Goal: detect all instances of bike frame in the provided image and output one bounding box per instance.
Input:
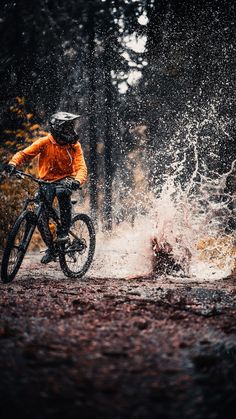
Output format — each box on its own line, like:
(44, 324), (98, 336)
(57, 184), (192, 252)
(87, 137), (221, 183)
(15, 170), (63, 235)
(9, 169), (82, 253)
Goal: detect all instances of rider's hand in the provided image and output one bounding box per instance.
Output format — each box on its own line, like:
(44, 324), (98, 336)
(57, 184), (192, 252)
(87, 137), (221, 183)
(62, 177), (81, 191)
(5, 164), (16, 176)
(71, 180), (81, 191)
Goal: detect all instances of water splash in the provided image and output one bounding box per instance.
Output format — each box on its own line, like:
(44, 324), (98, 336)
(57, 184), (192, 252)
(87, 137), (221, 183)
(149, 164), (235, 279)
(89, 218), (153, 279)
(89, 162), (235, 280)
(90, 102), (235, 280)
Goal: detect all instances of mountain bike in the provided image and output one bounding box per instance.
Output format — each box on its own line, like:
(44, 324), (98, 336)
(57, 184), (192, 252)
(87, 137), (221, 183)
(1, 169), (96, 283)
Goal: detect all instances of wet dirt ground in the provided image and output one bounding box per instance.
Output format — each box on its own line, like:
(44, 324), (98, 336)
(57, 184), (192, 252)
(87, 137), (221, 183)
(0, 255), (236, 419)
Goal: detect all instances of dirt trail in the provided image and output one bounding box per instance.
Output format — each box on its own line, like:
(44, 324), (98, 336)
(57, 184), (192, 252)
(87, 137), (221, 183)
(0, 254), (236, 419)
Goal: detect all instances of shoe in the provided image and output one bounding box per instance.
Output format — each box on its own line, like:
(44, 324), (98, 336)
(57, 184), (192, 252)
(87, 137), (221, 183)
(41, 249), (57, 264)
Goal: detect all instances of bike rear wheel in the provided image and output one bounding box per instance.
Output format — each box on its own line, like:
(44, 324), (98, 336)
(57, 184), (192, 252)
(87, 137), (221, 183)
(1, 210), (36, 283)
(59, 213), (96, 278)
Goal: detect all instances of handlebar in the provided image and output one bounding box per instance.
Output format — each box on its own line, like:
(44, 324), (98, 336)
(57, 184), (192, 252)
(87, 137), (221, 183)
(0, 163), (53, 185)
(13, 169), (51, 185)
(1, 165), (82, 189)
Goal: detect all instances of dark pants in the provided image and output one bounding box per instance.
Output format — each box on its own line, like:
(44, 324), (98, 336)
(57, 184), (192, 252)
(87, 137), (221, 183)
(37, 182), (72, 249)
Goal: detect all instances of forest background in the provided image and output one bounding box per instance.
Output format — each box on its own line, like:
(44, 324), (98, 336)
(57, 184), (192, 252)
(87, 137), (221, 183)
(0, 0), (235, 247)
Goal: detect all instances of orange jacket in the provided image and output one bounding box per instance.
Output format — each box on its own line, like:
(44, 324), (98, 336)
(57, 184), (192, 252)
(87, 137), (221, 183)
(9, 134), (88, 184)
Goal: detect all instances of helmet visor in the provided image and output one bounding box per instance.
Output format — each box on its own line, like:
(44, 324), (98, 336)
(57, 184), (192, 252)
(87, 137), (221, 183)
(58, 120), (79, 144)
(61, 120), (76, 135)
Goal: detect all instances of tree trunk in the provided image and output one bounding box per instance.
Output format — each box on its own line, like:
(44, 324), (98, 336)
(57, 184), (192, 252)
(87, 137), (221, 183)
(103, 36), (113, 231)
(87, 4), (98, 223)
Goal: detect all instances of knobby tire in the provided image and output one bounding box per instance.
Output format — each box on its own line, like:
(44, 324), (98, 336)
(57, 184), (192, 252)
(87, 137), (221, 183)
(59, 213), (96, 278)
(1, 210), (36, 283)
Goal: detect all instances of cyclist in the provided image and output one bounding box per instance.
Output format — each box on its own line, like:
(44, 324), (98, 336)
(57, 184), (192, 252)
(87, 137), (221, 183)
(5, 112), (88, 264)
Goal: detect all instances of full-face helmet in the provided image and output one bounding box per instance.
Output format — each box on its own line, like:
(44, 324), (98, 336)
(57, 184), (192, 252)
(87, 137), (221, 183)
(49, 111), (81, 144)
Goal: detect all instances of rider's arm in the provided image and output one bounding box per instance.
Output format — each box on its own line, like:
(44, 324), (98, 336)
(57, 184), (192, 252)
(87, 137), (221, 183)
(8, 137), (48, 167)
(73, 143), (88, 185)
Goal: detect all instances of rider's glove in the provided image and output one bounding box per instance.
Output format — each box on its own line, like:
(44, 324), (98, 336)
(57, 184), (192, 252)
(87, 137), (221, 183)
(5, 164), (16, 176)
(63, 177), (81, 191)
(71, 180), (81, 191)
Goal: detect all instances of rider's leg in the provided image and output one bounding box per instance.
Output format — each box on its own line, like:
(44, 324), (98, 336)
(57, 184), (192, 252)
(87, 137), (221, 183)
(37, 185), (57, 263)
(55, 186), (72, 241)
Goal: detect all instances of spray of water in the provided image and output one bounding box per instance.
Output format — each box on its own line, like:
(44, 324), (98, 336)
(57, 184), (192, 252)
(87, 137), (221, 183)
(149, 160), (235, 280)
(90, 102), (236, 280)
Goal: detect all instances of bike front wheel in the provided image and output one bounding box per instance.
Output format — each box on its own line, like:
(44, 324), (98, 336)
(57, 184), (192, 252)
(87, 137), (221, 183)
(1, 211), (37, 283)
(59, 213), (96, 278)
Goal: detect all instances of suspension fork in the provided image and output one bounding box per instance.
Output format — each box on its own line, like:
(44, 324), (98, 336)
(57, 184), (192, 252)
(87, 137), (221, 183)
(34, 202), (43, 225)
(16, 206), (41, 254)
